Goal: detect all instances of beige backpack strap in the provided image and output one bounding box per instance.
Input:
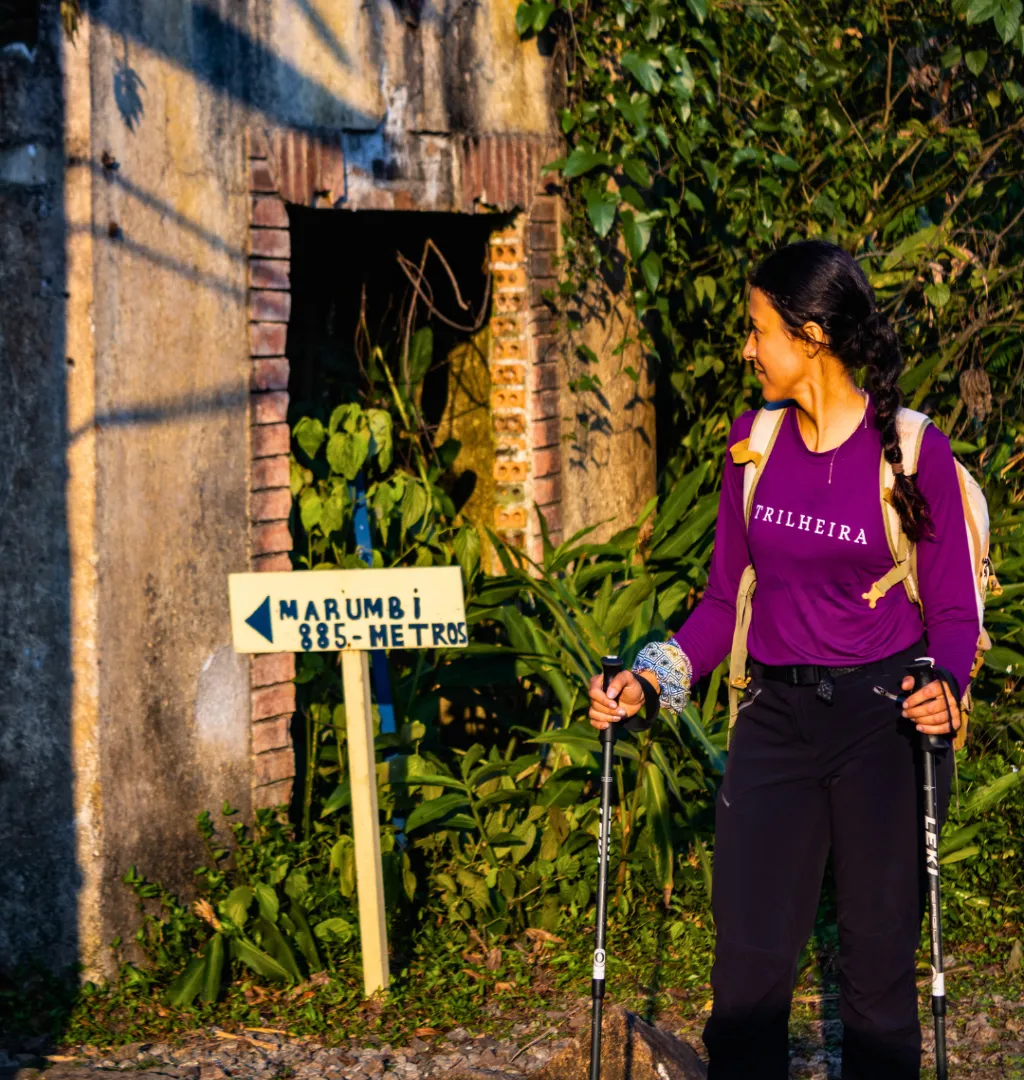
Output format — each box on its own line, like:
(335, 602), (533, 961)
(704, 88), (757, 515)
(728, 564), (758, 737)
(867, 408), (931, 610)
(740, 407), (788, 526)
(727, 409), (786, 740)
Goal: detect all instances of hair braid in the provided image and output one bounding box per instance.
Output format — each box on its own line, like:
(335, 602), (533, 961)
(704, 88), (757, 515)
(859, 312), (934, 544)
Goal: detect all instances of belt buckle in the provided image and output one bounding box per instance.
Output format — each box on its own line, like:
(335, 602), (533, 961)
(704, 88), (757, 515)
(790, 666), (801, 685)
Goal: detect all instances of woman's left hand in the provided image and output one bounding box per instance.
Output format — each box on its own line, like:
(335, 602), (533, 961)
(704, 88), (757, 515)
(900, 675), (961, 735)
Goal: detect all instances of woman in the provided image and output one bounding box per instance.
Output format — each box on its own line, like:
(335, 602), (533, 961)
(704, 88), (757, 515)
(589, 240), (980, 1080)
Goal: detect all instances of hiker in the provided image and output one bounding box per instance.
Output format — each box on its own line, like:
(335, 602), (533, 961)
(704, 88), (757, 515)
(588, 240), (982, 1080)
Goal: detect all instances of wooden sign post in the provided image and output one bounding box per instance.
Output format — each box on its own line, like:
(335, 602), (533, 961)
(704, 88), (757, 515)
(228, 565), (468, 997)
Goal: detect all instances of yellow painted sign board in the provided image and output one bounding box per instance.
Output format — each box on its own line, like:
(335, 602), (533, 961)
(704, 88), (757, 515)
(228, 566), (468, 654)
(228, 565), (468, 1000)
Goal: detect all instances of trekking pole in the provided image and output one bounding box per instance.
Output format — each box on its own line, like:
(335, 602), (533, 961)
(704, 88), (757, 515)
(590, 655), (622, 1080)
(905, 658), (952, 1080)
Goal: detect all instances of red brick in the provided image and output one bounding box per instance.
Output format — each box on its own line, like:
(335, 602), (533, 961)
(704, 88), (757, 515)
(252, 195), (289, 228)
(252, 521), (293, 556)
(249, 258), (290, 291)
(530, 252), (556, 278)
(248, 126), (270, 159)
(533, 446), (561, 478)
(251, 359), (289, 392)
(538, 502), (563, 533)
(251, 423), (291, 458)
(251, 455), (290, 490)
(531, 417), (561, 449)
(252, 777), (294, 809)
(530, 195), (558, 222)
(250, 160), (278, 193)
(251, 652), (296, 688)
(250, 228), (291, 258)
(531, 278), (557, 307)
(253, 716), (292, 755)
(534, 475), (562, 506)
(253, 749), (295, 788)
(252, 682), (297, 721)
(251, 487), (292, 522)
(532, 389), (560, 421)
(530, 307), (558, 335)
(253, 552), (292, 572)
(252, 390), (289, 425)
(250, 322), (287, 357)
(528, 221), (558, 251)
(250, 289), (292, 322)
(530, 363), (559, 392)
(532, 333), (558, 363)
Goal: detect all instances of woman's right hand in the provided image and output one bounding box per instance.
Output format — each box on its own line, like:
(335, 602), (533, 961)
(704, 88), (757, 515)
(588, 670), (647, 730)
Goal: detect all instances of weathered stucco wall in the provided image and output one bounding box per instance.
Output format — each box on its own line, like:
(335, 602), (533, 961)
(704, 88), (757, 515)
(2, 0), (566, 978)
(84, 0), (254, 971)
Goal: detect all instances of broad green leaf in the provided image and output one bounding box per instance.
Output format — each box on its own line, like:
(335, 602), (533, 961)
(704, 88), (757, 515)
(222, 886), (253, 927)
(984, 647), (1024, 674)
(454, 524), (481, 583)
(686, 0), (707, 23)
(299, 488), (322, 532)
(585, 184), (618, 238)
(641, 251), (663, 294)
(623, 158), (652, 187)
(620, 210), (652, 260)
(165, 953), (207, 1009)
(231, 937), (293, 982)
(645, 766), (674, 901)
(314, 917), (355, 943)
(964, 49), (988, 76)
(563, 149), (610, 178)
(293, 417), (325, 459)
(405, 792), (472, 832)
(621, 51), (663, 95)
(327, 431), (370, 481)
(603, 575), (656, 635)
(963, 770), (1022, 814)
(407, 327), (433, 390)
(288, 902), (322, 972)
(367, 409), (393, 470)
(200, 934), (224, 1004)
(253, 882), (279, 924)
(925, 283), (951, 309)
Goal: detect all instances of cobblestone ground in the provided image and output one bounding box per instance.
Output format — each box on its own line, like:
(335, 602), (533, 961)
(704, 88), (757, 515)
(2, 992), (1022, 1079)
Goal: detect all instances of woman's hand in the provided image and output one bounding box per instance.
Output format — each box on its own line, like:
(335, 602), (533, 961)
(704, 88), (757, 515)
(588, 670), (649, 730)
(900, 675), (961, 736)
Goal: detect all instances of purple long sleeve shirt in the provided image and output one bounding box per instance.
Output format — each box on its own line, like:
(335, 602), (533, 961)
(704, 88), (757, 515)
(672, 398), (980, 698)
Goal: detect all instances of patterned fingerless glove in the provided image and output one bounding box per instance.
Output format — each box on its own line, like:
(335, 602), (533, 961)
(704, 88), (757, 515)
(631, 640), (694, 715)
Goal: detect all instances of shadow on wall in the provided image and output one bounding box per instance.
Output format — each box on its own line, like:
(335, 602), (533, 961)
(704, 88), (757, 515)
(0, 0), (397, 1044)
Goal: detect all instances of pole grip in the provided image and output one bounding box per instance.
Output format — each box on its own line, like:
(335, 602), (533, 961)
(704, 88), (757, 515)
(905, 658), (951, 754)
(601, 656), (623, 747)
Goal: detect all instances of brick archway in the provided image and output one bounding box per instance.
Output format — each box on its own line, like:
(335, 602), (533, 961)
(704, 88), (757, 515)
(243, 127), (567, 809)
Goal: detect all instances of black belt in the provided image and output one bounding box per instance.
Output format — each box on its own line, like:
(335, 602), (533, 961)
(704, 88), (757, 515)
(750, 661), (865, 704)
(753, 662), (864, 686)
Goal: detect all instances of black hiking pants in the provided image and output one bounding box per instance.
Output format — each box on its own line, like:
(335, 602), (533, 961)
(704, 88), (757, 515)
(702, 636), (952, 1080)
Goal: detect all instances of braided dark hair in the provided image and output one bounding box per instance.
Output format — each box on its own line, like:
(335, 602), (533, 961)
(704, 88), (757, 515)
(749, 240), (933, 543)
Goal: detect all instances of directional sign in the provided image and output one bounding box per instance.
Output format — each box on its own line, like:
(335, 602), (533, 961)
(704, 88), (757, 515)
(228, 566), (467, 654)
(228, 564), (469, 999)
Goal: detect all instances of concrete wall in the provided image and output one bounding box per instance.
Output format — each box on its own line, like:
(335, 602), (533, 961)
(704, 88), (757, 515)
(1, 0), (565, 979)
(0, 2), (76, 973)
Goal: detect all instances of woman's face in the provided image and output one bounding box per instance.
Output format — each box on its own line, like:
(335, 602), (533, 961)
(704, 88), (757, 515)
(742, 287), (818, 401)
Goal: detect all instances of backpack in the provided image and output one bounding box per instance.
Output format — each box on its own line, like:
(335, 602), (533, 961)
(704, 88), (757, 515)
(726, 405), (998, 750)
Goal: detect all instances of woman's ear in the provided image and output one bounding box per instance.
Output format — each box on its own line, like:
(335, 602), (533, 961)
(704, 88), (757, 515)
(801, 321), (827, 356)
